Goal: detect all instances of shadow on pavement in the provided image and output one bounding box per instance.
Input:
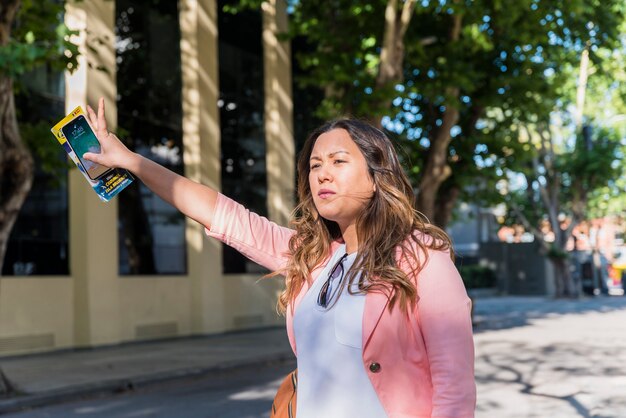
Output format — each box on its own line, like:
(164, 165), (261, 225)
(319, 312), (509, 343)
(472, 296), (626, 333)
(476, 340), (626, 417)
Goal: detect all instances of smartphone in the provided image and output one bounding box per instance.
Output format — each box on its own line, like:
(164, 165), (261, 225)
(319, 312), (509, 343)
(61, 115), (112, 180)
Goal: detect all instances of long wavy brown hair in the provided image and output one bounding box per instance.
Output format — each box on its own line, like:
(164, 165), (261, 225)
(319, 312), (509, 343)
(277, 119), (453, 314)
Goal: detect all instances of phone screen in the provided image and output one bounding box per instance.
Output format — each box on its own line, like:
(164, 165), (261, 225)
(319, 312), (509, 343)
(61, 115), (112, 180)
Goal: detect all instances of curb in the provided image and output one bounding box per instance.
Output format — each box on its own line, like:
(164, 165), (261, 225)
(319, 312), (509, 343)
(0, 352), (295, 415)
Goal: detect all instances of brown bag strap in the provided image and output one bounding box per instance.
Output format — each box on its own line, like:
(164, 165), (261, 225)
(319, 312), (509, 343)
(270, 369), (298, 418)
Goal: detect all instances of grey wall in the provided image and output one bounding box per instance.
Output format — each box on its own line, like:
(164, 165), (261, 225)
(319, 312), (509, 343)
(480, 242), (555, 296)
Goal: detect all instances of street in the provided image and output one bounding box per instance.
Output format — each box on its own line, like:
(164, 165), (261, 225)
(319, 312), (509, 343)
(3, 361), (296, 418)
(3, 297), (626, 417)
(474, 298), (626, 417)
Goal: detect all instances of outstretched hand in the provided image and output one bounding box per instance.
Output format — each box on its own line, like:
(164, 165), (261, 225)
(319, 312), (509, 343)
(82, 98), (218, 229)
(83, 97), (135, 170)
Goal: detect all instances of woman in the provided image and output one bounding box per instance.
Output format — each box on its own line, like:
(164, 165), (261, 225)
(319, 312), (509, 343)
(84, 98), (476, 417)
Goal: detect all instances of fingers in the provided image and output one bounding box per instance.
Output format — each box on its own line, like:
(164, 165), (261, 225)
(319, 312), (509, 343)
(97, 97), (108, 133)
(86, 105), (98, 130)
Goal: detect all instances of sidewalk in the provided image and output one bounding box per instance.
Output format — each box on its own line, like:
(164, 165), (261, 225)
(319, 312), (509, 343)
(0, 328), (293, 414)
(1, 295), (625, 414)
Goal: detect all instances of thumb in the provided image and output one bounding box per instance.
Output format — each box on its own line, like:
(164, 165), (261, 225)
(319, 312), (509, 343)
(83, 152), (103, 164)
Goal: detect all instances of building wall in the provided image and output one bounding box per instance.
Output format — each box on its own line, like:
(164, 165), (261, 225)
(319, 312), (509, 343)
(0, 0), (293, 356)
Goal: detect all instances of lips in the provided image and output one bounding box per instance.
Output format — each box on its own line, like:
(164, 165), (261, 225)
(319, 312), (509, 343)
(317, 189), (335, 199)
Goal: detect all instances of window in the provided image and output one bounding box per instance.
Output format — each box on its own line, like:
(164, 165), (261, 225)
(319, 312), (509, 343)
(218, 1), (268, 274)
(116, 0), (186, 275)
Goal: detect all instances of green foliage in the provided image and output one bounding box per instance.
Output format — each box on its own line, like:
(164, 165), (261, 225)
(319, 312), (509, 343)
(1, 1), (80, 78)
(458, 264), (497, 289)
(582, 128), (626, 218)
(504, 120), (624, 246)
(2, 1), (84, 181)
(231, 0), (624, 221)
(230, 0), (625, 224)
(389, 0), (624, 209)
(19, 119), (73, 187)
(546, 245), (569, 260)
(2, 0), (83, 177)
(564, 127), (622, 193)
(287, 0), (388, 119)
(222, 0), (264, 14)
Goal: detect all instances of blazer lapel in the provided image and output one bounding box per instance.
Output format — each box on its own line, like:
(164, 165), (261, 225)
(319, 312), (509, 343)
(362, 288), (391, 350)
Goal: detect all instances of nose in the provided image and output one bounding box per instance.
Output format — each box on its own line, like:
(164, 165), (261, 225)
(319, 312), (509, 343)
(316, 164), (332, 184)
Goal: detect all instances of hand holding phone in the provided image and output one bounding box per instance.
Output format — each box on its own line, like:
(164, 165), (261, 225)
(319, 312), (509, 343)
(81, 98), (137, 173)
(61, 114), (112, 180)
(51, 101), (135, 201)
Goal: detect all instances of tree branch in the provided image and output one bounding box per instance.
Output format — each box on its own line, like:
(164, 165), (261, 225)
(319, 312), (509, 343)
(538, 125), (560, 211)
(0, 0), (21, 45)
(449, 9), (462, 41)
(510, 201), (548, 250)
(398, 0), (417, 39)
(525, 124), (559, 235)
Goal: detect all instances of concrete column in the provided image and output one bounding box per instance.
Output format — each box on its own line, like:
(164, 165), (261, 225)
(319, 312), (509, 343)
(263, 0), (294, 227)
(179, 0), (225, 334)
(65, 0), (120, 347)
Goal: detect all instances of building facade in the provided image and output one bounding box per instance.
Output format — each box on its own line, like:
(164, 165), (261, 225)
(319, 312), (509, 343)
(0, 0), (294, 356)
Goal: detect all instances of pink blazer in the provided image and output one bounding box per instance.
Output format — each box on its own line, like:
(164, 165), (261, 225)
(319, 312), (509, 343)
(207, 193), (476, 417)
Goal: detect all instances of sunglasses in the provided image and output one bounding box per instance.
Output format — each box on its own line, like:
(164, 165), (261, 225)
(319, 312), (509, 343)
(317, 253), (349, 308)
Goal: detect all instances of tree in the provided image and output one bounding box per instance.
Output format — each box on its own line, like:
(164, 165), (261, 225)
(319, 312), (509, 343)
(0, 0), (79, 394)
(502, 18), (626, 298)
(245, 0), (624, 227)
(505, 120), (622, 297)
(0, 0), (79, 272)
(385, 0), (624, 225)
(577, 29), (626, 221)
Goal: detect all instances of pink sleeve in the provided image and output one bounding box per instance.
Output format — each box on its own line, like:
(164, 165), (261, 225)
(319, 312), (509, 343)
(205, 193), (295, 273)
(417, 249), (476, 417)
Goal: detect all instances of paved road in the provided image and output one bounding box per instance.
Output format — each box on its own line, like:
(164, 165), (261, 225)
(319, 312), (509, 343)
(474, 300), (626, 417)
(3, 360), (296, 418)
(4, 297), (626, 417)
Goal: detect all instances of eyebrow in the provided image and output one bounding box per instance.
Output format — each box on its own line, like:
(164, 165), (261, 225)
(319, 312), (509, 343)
(309, 150), (351, 161)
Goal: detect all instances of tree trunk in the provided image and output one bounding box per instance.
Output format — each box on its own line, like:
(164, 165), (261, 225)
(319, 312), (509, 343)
(415, 11), (462, 221)
(0, 78), (34, 273)
(369, 0), (416, 128)
(434, 184), (459, 228)
(0, 77), (34, 273)
(416, 90), (460, 221)
(0, 0), (29, 272)
(430, 103), (483, 229)
(0, 0), (29, 397)
(376, 0), (416, 88)
(551, 257), (579, 298)
(0, 83), (34, 274)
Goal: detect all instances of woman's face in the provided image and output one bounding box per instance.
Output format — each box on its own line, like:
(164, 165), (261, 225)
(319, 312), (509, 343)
(308, 128), (375, 230)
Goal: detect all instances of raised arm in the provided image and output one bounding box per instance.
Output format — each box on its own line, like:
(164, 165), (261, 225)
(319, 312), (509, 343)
(83, 98), (217, 230)
(83, 98), (294, 271)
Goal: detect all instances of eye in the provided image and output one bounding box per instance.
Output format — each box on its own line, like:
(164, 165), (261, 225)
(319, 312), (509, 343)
(310, 163), (321, 170)
(334, 159), (346, 164)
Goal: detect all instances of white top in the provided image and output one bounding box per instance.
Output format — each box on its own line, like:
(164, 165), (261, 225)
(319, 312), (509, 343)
(293, 245), (387, 418)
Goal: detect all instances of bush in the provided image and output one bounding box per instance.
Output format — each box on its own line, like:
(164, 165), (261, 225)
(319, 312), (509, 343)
(458, 265), (497, 289)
